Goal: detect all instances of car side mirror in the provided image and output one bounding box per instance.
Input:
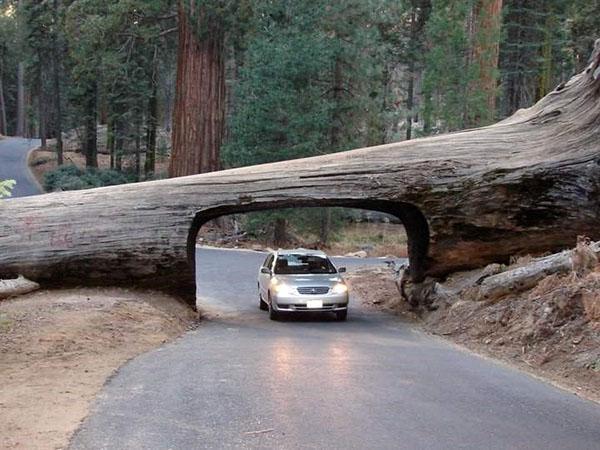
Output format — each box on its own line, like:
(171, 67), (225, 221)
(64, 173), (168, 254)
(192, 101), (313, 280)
(260, 267), (271, 275)
(338, 267), (346, 273)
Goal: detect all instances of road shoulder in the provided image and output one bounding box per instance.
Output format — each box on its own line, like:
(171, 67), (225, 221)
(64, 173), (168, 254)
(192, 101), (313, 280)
(345, 267), (600, 404)
(0, 288), (198, 449)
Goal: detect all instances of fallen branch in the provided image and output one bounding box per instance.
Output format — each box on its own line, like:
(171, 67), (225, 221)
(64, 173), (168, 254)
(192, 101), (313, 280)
(478, 239), (600, 301)
(243, 428), (274, 436)
(0, 275), (40, 300)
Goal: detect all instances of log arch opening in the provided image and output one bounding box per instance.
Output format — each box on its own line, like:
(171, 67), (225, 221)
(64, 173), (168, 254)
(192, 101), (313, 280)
(188, 199), (430, 298)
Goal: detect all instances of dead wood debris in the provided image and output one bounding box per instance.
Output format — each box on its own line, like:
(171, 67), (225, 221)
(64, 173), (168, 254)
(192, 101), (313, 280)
(0, 275), (40, 300)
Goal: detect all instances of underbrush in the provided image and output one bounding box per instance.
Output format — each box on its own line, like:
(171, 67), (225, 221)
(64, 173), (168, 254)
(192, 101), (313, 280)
(43, 165), (135, 191)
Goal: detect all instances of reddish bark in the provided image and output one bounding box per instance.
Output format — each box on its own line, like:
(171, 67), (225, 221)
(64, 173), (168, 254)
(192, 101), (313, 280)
(470, 0), (503, 119)
(169, 2), (226, 177)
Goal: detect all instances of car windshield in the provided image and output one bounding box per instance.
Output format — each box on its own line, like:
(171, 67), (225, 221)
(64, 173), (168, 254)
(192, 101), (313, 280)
(274, 254), (337, 275)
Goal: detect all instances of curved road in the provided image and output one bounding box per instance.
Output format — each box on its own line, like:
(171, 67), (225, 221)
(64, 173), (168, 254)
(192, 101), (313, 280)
(3, 133), (596, 448)
(71, 247), (600, 449)
(0, 137), (41, 197)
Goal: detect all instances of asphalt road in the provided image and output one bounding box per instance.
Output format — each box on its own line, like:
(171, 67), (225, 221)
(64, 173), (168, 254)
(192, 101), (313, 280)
(0, 137), (41, 197)
(71, 247), (600, 449)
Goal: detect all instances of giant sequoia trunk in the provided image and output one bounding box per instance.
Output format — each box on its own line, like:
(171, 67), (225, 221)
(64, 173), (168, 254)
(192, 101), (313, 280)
(2, 42), (600, 308)
(169, 2), (225, 177)
(471, 0), (503, 116)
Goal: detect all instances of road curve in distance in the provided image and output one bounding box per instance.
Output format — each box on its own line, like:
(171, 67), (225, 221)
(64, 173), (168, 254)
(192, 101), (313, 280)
(0, 137), (42, 197)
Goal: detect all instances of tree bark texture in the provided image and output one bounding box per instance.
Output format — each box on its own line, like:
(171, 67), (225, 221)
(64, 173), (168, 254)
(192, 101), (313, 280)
(38, 65), (47, 149)
(0, 60), (7, 135)
(169, 2), (225, 177)
(470, 0), (503, 120)
(2, 44), (600, 307)
(107, 117), (115, 169)
(274, 218), (288, 248)
(52, 1), (64, 165)
(16, 62), (26, 137)
(145, 72), (158, 176)
(405, 6), (418, 141)
(115, 118), (124, 171)
(83, 81), (98, 168)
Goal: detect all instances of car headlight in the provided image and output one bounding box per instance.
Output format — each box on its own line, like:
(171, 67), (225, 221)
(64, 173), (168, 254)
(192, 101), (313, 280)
(272, 279), (295, 295)
(332, 283), (348, 294)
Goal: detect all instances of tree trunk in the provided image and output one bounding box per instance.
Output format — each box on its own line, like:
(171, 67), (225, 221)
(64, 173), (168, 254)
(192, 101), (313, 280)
(83, 81), (98, 168)
(53, 59), (63, 164)
(145, 58), (158, 177)
(38, 65), (47, 149)
(39, 99), (47, 149)
(107, 116), (115, 169)
(16, 62), (26, 137)
(274, 218), (288, 248)
(470, 0), (503, 123)
(52, 0), (64, 165)
(0, 60), (7, 135)
(162, 70), (175, 133)
(169, 2), (225, 177)
(320, 57), (344, 243)
(2, 44), (600, 307)
(115, 118), (124, 171)
(135, 118), (141, 180)
(319, 209), (332, 245)
(405, 7), (417, 141)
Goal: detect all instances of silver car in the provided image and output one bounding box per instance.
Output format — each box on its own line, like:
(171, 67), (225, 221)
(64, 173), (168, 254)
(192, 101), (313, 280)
(258, 249), (349, 321)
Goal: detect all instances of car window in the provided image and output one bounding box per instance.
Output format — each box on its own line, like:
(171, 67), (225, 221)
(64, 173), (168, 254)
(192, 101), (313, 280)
(274, 254), (336, 274)
(263, 254), (274, 269)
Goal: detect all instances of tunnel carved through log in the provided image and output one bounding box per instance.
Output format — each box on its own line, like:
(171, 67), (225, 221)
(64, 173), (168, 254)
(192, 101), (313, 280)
(2, 41), (600, 308)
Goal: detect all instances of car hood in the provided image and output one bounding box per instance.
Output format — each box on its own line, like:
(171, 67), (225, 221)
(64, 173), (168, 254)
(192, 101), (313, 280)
(273, 274), (344, 287)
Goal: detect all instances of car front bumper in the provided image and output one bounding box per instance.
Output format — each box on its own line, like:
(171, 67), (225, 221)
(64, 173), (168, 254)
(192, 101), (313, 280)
(271, 292), (349, 312)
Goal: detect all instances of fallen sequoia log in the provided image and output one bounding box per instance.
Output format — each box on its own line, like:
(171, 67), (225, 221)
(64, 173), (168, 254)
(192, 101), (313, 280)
(2, 43), (600, 308)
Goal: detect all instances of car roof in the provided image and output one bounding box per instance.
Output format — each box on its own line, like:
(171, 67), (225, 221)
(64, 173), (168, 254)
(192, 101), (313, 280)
(275, 248), (328, 257)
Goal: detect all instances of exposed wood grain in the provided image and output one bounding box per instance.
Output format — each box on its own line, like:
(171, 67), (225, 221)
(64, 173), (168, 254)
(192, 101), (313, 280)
(1, 44), (600, 307)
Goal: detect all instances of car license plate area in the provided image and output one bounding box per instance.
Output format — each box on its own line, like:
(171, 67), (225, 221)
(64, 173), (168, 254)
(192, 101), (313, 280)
(306, 300), (323, 309)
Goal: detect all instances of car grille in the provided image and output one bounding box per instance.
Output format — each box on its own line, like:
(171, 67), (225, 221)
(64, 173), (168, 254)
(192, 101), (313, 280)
(297, 286), (329, 295)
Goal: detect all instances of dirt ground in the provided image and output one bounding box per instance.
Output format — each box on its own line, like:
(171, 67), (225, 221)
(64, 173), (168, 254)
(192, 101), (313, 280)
(346, 266), (600, 404)
(0, 288), (197, 450)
